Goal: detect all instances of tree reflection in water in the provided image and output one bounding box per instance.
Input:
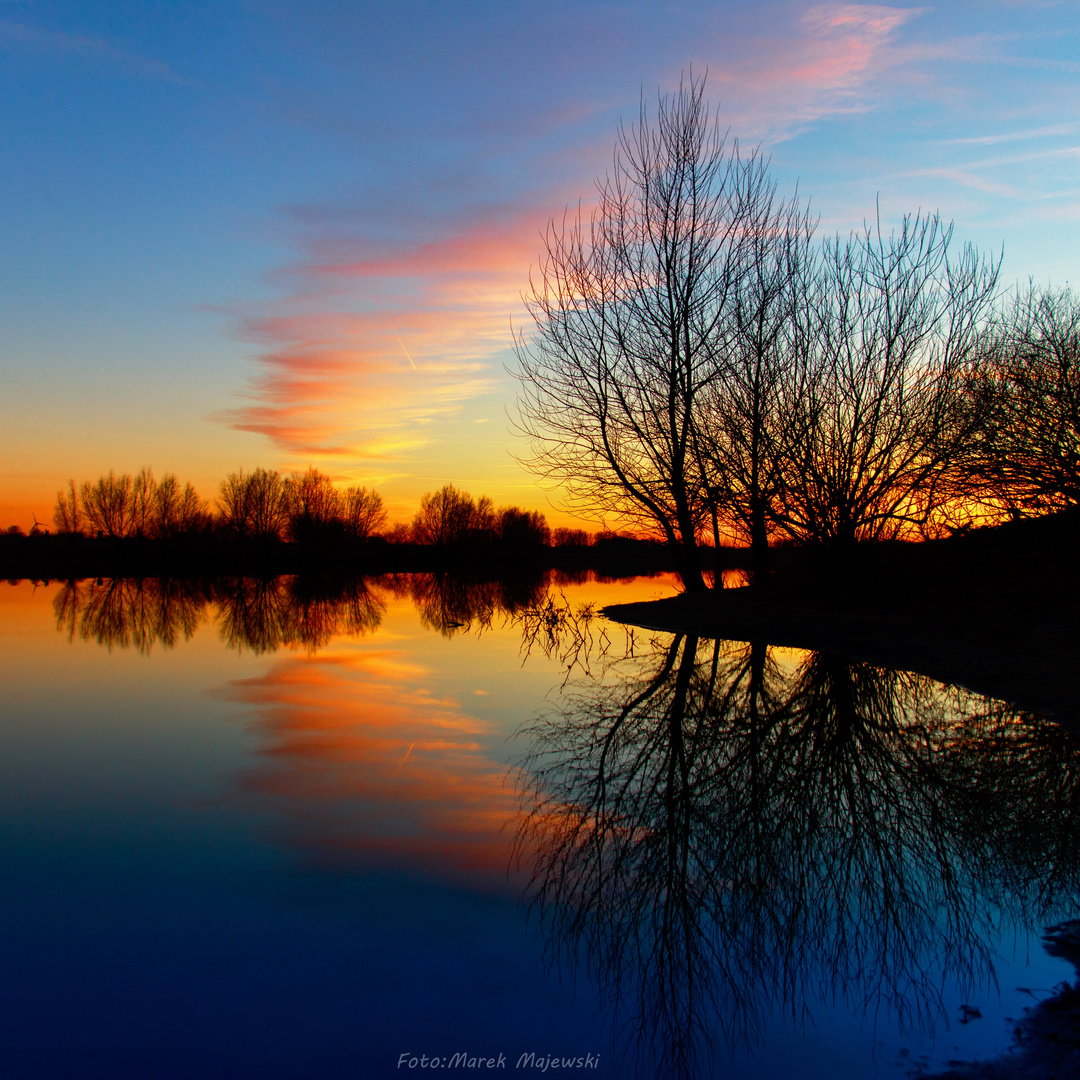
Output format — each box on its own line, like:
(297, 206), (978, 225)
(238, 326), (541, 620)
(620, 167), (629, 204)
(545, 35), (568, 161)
(381, 572), (550, 638)
(214, 576), (387, 654)
(515, 631), (1080, 1078)
(52, 576), (388, 655)
(53, 577), (209, 653)
(51, 570), (555, 653)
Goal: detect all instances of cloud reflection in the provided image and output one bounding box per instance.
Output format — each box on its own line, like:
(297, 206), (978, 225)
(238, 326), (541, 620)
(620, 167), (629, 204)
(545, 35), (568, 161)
(222, 636), (519, 882)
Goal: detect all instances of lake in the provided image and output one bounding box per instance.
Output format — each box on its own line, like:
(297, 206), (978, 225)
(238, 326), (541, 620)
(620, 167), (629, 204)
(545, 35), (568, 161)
(0, 573), (1076, 1078)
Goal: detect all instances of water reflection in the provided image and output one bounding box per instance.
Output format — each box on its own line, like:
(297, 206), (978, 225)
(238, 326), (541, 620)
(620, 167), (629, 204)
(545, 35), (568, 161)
(51, 572), (558, 654)
(214, 576), (386, 654)
(42, 573), (1080, 1076)
(382, 572), (550, 638)
(222, 647), (520, 880)
(53, 577), (208, 653)
(515, 633), (1080, 1077)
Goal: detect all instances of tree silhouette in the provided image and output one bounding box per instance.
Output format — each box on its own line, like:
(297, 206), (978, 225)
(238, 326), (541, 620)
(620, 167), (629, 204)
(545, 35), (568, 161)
(693, 177), (814, 574)
(411, 484), (493, 546)
(961, 284), (1080, 517)
(80, 470), (136, 538)
(53, 470), (208, 539)
(515, 75), (788, 592)
(52, 479), (82, 534)
(218, 468), (290, 540)
(285, 467), (343, 543)
(774, 211), (998, 548)
(153, 473), (208, 537)
(342, 485), (387, 540)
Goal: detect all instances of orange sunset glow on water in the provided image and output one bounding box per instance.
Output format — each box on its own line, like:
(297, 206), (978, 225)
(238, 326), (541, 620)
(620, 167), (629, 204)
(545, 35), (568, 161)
(4, 569), (1080, 1078)
(1, 573), (681, 887)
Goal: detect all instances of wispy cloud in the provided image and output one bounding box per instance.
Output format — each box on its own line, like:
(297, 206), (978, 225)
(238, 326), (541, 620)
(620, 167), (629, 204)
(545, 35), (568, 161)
(218, 205), (550, 473)
(908, 168), (1020, 198)
(218, 1), (1080, 483)
(219, 5), (934, 474)
(942, 122), (1080, 146)
(690, 3), (928, 142)
(0, 21), (191, 83)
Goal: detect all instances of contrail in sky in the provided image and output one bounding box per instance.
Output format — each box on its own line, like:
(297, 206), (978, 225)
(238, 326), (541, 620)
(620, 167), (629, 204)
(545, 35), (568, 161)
(394, 332), (418, 370)
(393, 741), (416, 779)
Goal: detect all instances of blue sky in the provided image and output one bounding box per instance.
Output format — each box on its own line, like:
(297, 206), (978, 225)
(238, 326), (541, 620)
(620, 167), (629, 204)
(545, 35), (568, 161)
(2, 0), (1078, 526)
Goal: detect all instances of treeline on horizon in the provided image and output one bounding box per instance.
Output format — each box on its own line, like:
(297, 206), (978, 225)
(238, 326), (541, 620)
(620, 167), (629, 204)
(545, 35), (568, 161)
(22, 466), (598, 551)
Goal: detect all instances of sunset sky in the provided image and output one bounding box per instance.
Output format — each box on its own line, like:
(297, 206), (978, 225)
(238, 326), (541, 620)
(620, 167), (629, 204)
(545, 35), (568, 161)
(2, 0), (1078, 529)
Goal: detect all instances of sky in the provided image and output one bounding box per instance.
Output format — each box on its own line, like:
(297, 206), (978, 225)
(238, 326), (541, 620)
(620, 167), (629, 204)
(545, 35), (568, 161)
(1, 0), (1079, 530)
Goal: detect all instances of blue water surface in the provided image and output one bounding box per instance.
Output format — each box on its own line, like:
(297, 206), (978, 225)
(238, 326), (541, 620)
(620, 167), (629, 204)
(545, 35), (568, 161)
(0, 577), (1074, 1079)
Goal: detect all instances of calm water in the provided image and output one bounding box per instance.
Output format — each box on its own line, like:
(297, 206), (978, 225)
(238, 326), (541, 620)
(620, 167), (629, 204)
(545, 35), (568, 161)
(0, 574), (1076, 1079)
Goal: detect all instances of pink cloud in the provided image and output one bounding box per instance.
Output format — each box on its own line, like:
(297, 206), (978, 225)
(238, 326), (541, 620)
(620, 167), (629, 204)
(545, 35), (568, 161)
(218, 206), (554, 471)
(794, 4), (918, 86)
(693, 3), (928, 140)
(217, 4), (939, 488)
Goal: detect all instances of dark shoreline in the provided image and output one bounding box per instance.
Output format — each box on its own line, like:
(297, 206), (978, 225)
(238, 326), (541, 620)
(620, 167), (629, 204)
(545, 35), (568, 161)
(0, 532), (697, 581)
(604, 587), (1080, 726)
(9, 512), (1078, 726)
(604, 510), (1080, 727)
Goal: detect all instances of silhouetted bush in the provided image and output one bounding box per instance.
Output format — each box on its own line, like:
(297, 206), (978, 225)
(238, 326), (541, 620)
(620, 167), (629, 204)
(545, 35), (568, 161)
(410, 484), (550, 550)
(497, 507), (550, 547)
(551, 527), (591, 548)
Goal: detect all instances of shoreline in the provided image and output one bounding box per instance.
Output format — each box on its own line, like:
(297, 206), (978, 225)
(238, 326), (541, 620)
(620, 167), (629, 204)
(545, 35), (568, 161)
(0, 533), (690, 581)
(603, 587), (1080, 728)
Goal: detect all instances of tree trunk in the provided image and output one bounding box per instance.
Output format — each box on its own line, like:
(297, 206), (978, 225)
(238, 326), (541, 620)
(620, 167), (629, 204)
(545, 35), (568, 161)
(750, 498), (770, 582)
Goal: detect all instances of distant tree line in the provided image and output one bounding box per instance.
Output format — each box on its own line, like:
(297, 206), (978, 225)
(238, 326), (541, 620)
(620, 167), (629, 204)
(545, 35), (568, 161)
(46, 467), (589, 551)
(515, 75), (1080, 590)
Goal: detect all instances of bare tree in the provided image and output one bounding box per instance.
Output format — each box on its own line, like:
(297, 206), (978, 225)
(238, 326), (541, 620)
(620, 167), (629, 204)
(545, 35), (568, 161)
(81, 470), (135, 538)
(775, 210), (999, 549)
(154, 473), (207, 537)
(411, 484), (484, 546)
(131, 466), (156, 538)
(53, 479), (83, 534)
(342, 485), (388, 540)
(961, 284), (1080, 517)
(56, 470), (206, 538)
(693, 192), (816, 574)
(515, 75), (776, 592)
(285, 466), (343, 542)
(217, 468), (290, 539)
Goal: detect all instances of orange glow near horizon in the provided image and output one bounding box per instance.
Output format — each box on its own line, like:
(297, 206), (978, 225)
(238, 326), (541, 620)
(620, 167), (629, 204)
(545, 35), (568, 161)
(4, 2), (1078, 535)
(212, 207), (575, 528)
